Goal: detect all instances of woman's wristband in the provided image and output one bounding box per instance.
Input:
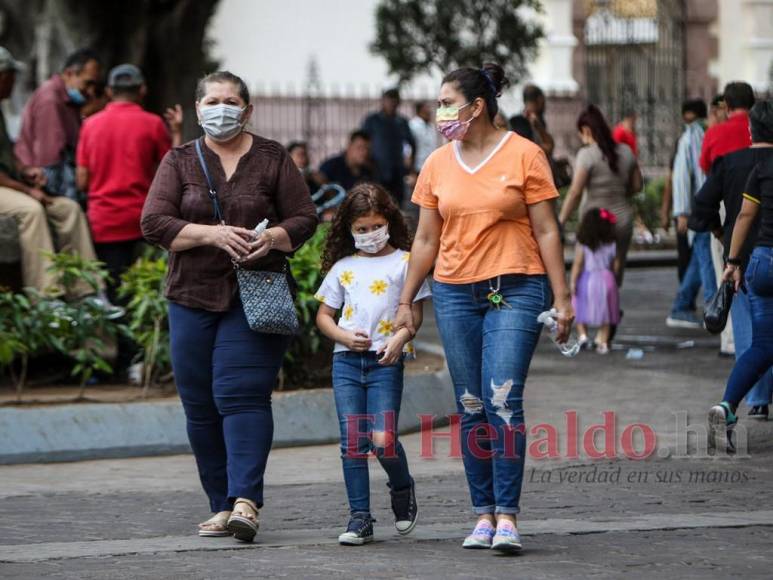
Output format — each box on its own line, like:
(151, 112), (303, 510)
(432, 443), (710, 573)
(726, 257), (742, 267)
(265, 229), (276, 250)
(398, 301), (412, 307)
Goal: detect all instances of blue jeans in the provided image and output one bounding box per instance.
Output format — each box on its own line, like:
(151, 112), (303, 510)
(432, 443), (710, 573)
(672, 231), (717, 313)
(332, 351), (412, 515)
(731, 285), (773, 406)
(722, 246), (773, 407)
(168, 300), (289, 512)
(433, 274), (551, 515)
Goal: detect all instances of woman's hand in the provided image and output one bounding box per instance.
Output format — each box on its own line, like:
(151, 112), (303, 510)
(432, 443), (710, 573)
(722, 264), (743, 292)
(378, 329), (411, 366)
(553, 293), (575, 344)
(206, 224), (254, 261)
(395, 303), (416, 338)
(343, 330), (372, 352)
(239, 230), (275, 265)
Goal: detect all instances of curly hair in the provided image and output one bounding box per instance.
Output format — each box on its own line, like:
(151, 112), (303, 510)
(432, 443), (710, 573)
(321, 182), (412, 273)
(576, 208), (617, 251)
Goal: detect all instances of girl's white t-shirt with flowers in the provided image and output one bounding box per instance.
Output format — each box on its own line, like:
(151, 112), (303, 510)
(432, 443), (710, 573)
(315, 249), (432, 354)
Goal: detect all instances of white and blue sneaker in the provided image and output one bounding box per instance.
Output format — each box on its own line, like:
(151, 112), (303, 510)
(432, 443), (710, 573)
(462, 519), (496, 549)
(338, 513), (374, 546)
(491, 519), (523, 553)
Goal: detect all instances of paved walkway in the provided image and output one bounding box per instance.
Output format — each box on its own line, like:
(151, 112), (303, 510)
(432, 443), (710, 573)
(1, 268), (772, 579)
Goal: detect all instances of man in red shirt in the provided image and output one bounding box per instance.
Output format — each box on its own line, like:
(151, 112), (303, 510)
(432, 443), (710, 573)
(699, 82), (755, 173)
(76, 64), (182, 301)
(612, 110), (638, 157)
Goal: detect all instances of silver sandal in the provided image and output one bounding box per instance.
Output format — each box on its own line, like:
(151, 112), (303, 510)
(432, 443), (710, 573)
(198, 510), (232, 537)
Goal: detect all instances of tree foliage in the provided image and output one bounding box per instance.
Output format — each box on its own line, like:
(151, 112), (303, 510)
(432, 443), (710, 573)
(371, 0), (544, 84)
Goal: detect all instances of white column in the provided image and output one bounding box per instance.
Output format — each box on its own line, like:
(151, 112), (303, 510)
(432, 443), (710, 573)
(713, 0), (773, 92)
(529, 0), (579, 95)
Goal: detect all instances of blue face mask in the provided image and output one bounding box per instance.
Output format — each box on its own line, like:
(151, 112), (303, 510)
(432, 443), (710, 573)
(66, 87), (86, 106)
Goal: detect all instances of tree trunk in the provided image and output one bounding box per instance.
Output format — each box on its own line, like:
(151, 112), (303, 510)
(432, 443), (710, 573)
(0, 0), (220, 139)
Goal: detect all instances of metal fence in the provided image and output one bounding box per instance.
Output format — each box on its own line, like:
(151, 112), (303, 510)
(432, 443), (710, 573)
(583, 0), (686, 168)
(247, 89), (435, 167)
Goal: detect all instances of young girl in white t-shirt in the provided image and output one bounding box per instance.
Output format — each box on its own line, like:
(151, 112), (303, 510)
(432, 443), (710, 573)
(315, 183), (431, 546)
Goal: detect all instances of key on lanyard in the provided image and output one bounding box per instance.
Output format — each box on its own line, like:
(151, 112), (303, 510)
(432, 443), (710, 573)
(487, 276), (511, 310)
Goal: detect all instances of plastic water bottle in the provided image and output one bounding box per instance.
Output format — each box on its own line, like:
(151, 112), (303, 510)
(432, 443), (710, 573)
(537, 309), (580, 357)
(253, 218), (269, 237)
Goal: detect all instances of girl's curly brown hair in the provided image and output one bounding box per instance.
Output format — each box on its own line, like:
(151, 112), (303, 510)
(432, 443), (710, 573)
(321, 182), (412, 273)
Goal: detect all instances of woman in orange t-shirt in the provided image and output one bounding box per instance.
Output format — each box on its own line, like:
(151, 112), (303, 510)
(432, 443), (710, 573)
(396, 63), (573, 553)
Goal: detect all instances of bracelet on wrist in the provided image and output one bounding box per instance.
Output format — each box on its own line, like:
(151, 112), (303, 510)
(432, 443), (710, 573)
(726, 257), (742, 267)
(398, 301), (411, 306)
(266, 229), (276, 250)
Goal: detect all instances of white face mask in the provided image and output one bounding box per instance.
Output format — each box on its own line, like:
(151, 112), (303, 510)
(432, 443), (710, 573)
(352, 226), (390, 254)
(198, 104), (246, 142)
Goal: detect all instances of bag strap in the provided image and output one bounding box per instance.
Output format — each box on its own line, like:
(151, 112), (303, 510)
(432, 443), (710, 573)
(194, 138), (225, 225)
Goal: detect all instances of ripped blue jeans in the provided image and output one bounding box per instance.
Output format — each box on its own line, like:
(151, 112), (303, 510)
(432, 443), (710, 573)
(433, 274), (551, 515)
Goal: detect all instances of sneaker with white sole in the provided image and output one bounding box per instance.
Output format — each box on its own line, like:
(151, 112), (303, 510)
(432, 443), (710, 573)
(389, 478), (418, 535)
(462, 519), (495, 549)
(708, 402), (738, 453)
(666, 311), (702, 329)
(338, 513), (374, 546)
(491, 519), (523, 553)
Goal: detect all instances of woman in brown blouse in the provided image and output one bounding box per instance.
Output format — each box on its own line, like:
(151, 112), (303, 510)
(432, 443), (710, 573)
(142, 71), (317, 542)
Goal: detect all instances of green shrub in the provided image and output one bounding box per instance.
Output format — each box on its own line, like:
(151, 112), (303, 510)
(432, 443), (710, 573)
(45, 252), (126, 397)
(285, 224), (332, 387)
(119, 257), (170, 395)
(635, 177), (666, 232)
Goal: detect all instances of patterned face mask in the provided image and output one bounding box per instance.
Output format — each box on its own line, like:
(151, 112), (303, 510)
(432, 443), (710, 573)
(352, 225), (390, 254)
(436, 102), (472, 141)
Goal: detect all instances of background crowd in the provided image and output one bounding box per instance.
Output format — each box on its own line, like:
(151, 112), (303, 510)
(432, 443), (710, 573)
(0, 43), (771, 420)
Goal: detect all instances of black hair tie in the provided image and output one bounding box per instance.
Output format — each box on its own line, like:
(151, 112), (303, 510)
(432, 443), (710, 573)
(480, 69), (498, 97)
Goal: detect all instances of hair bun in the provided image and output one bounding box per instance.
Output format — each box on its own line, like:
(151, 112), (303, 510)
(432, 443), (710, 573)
(481, 63), (509, 97)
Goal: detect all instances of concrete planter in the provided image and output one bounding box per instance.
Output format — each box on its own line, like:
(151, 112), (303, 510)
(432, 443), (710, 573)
(0, 367), (453, 465)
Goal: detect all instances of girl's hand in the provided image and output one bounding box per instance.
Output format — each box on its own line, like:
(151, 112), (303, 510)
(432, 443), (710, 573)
(395, 303), (415, 338)
(554, 295), (575, 344)
(207, 225), (254, 261)
(343, 330), (372, 352)
(722, 264), (743, 292)
(378, 329), (411, 366)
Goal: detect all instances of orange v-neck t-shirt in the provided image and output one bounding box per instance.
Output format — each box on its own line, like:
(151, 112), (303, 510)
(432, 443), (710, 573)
(412, 131), (558, 284)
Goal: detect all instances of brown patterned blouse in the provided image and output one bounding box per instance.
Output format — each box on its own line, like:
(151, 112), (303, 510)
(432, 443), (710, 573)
(141, 134), (318, 312)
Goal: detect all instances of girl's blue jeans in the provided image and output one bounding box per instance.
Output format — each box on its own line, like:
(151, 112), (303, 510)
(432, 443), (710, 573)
(433, 274), (551, 515)
(723, 246), (773, 407)
(332, 351), (412, 515)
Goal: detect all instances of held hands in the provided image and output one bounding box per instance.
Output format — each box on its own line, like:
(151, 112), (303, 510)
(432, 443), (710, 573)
(21, 166), (47, 188)
(722, 264), (743, 292)
(394, 303), (415, 338)
(377, 328), (411, 366)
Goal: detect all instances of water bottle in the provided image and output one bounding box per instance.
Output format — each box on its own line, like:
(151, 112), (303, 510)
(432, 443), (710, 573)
(537, 309), (580, 357)
(253, 218), (269, 237)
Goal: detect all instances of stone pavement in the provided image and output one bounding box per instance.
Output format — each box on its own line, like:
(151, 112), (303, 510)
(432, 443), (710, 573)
(1, 268), (772, 579)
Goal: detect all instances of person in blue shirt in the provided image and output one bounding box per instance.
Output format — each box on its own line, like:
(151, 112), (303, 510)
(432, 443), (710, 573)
(361, 88), (415, 206)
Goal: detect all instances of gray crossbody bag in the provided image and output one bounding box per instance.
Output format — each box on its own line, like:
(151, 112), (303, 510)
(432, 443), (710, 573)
(194, 138), (299, 335)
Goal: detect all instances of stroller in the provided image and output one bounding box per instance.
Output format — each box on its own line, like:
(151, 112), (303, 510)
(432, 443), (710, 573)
(311, 183), (347, 223)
